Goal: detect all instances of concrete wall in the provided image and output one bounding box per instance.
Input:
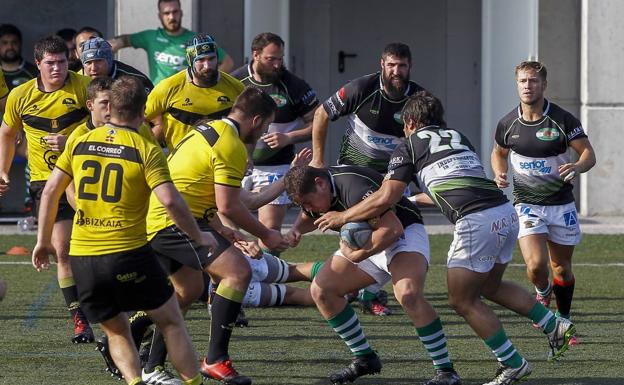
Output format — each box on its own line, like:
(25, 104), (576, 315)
(481, 0), (539, 179)
(580, 0), (624, 215)
(196, 0), (244, 68)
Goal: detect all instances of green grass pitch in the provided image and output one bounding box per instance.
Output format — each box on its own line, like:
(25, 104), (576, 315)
(1, 234), (623, 384)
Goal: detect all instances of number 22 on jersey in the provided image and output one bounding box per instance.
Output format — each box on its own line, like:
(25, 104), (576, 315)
(417, 129), (470, 154)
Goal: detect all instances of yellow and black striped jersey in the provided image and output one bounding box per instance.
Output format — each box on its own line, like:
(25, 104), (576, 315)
(146, 118), (247, 237)
(3, 72), (90, 181)
(66, 119), (159, 150)
(56, 123), (171, 256)
(0, 69), (8, 99)
(144, 69), (244, 151)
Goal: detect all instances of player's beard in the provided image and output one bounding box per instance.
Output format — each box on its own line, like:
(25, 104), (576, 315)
(163, 19), (181, 34)
(255, 62), (283, 83)
(195, 68), (218, 85)
(382, 71), (408, 99)
(0, 49), (20, 63)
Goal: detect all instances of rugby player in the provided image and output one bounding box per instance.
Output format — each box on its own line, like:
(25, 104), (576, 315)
(0, 36), (93, 343)
(231, 32), (318, 255)
(491, 61), (596, 345)
(143, 34), (243, 151)
(32, 76), (215, 385)
(284, 165), (461, 385)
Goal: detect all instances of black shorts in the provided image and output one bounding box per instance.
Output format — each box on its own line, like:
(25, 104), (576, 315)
(30, 180), (75, 222)
(149, 220), (231, 275)
(70, 244), (174, 324)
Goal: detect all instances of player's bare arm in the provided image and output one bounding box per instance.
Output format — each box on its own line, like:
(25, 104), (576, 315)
(315, 179), (406, 231)
(338, 210), (403, 263)
(215, 183), (289, 251)
(491, 143), (510, 188)
(310, 105), (329, 167)
(559, 137), (596, 181)
(241, 148), (312, 209)
(32, 168), (71, 271)
(0, 120), (18, 195)
(108, 35), (131, 53)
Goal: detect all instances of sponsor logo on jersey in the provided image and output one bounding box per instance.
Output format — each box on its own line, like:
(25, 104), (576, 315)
(182, 97), (193, 106)
(301, 89), (317, 106)
(43, 149), (58, 170)
(389, 156), (403, 166)
(563, 211), (578, 227)
(88, 144), (125, 155)
(217, 95), (231, 104)
(270, 93), (287, 108)
(62, 98), (76, 106)
(366, 135), (397, 150)
(154, 51), (185, 66)
(105, 128), (117, 143)
(519, 159), (551, 174)
(393, 111), (403, 124)
(567, 126), (584, 140)
(325, 99), (339, 116)
(75, 209), (122, 228)
(29, 104), (39, 112)
(535, 127), (560, 141)
(156, 37), (169, 43)
(383, 170), (395, 181)
(335, 87), (346, 108)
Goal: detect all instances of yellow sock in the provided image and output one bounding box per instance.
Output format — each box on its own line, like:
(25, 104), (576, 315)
(128, 377), (143, 385)
(183, 374), (203, 385)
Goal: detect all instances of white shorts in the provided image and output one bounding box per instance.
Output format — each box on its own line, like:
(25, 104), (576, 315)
(241, 164), (290, 205)
(447, 203), (519, 273)
(335, 223), (430, 285)
(515, 201), (581, 245)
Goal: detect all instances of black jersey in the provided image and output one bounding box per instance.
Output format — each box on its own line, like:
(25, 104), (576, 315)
(111, 60), (154, 93)
(322, 72), (425, 172)
(231, 63), (318, 165)
(3, 60), (38, 90)
(495, 100), (587, 205)
(302, 164), (423, 230)
(387, 125), (508, 224)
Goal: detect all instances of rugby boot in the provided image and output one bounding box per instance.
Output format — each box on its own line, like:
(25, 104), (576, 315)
(95, 335), (123, 380)
(200, 358), (252, 385)
(329, 352), (382, 384)
(423, 368), (462, 385)
(72, 310), (95, 343)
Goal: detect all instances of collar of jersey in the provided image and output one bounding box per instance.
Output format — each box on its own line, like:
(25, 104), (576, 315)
(106, 122), (139, 132)
(36, 74), (69, 93)
(222, 117), (241, 134)
(246, 61), (282, 87)
(516, 98), (551, 121)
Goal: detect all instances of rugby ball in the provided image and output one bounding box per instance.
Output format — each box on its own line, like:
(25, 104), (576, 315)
(340, 222), (373, 250)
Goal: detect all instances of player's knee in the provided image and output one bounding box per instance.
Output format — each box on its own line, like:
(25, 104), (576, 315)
(176, 283), (203, 308)
(447, 293), (471, 316)
(394, 284), (421, 310)
(310, 281), (327, 304)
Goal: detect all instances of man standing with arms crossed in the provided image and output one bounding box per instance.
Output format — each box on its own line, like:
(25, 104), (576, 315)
(32, 76), (217, 385)
(231, 32), (318, 255)
(0, 36), (93, 343)
(109, 0), (234, 85)
(491, 61), (595, 344)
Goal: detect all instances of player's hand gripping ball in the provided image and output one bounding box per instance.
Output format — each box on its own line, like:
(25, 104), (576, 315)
(340, 222), (372, 250)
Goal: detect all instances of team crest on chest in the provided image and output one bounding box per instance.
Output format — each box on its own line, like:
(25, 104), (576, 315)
(535, 127), (560, 141)
(270, 94), (287, 108)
